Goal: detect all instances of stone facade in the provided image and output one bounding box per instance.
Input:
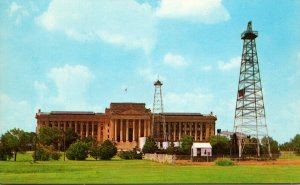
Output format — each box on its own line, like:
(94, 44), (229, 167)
(36, 103), (217, 150)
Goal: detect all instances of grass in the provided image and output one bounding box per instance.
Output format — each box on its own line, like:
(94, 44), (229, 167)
(0, 152), (299, 184)
(279, 151), (300, 160)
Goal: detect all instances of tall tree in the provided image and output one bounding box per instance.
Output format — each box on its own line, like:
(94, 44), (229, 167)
(291, 134), (300, 154)
(210, 135), (230, 155)
(0, 128), (28, 161)
(180, 135), (193, 155)
(64, 128), (79, 149)
(142, 137), (158, 154)
(261, 136), (280, 155)
(38, 127), (62, 150)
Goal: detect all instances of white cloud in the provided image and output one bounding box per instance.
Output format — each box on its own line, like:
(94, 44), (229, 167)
(0, 93), (35, 133)
(10, 2), (21, 14)
(164, 89), (213, 112)
(163, 53), (188, 68)
(34, 81), (47, 91)
(36, 0), (156, 53)
(8, 2), (29, 25)
(201, 65), (212, 71)
(155, 0), (230, 24)
(46, 64), (95, 110)
(137, 67), (165, 82)
(218, 56), (241, 71)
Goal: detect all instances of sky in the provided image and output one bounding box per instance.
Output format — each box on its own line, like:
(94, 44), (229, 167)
(0, 0), (299, 144)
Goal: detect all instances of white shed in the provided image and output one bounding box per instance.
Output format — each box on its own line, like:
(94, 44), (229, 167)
(191, 143), (212, 157)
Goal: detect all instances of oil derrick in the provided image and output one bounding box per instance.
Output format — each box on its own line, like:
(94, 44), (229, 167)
(152, 79), (167, 142)
(233, 21), (272, 158)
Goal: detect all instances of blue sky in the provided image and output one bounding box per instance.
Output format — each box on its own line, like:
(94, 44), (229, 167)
(0, 0), (299, 143)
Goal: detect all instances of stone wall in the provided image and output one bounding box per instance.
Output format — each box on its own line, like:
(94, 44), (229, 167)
(144, 153), (176, 164)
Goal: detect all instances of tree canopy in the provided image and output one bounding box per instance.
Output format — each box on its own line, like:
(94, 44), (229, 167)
(142, 137), (158, 154)
(0, 128), (29, 161)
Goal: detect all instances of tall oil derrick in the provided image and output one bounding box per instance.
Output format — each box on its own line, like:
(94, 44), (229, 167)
(152, 79), (167, 142)
(233, 21), (272, 158)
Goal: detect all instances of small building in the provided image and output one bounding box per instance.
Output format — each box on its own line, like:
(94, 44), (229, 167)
(191, 143), (212, 157)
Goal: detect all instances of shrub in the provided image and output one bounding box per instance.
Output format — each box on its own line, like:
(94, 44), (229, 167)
(180, 135), (193, 155)
(118, 150), (142, 160)
(51, 151), (62, 160)
(215, 158), (234, 166)
(90, 145), (101, 160)
(66, 141), (89, 160)
(98, 140), (117, 160)
(33, 147), (50, 161)
(142, 137), (158, 154)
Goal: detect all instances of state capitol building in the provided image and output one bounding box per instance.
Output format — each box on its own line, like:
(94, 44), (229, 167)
(36, 102), (217, 150)
(36, 80), (217, 150)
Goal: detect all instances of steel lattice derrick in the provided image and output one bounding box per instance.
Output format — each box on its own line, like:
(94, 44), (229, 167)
(152, 79), (167, 142)
(233, 21), (272, 158)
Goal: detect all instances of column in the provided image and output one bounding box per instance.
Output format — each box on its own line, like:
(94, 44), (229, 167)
(120, 119), (123, 142)
(92, 122), (95, 138)
(80, 122), (83, 139)
(133, 119), (136, 141)
(173, 123), (176, 141)
(138, 119), (141, 138)
(195, 123), (198, 141)
(126, 119), (129, 141)
(184, 123), (187, 135)
(200, 123), (203, 141)
(58, 121), (60, 130)
(189, 122), (192, 136)
(86, 122), (89, 138)
(110, 120), (114, 141)
(144, 120), (147, 137)
(179, 123), (182, 140)
(114, 120), (118, 142)
(168, 123), (171, 141)
(97, 123), (101, 142)
(63, 122), (66, 131)
(206, 123), (209, 140)
(75, 122), (78, 133)
(147, 120), (151, 136)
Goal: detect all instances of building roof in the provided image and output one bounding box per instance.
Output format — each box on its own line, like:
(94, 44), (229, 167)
(163, 112), (204, 116)
(192, 143), (212, 148)
(39, 111), (105, 115)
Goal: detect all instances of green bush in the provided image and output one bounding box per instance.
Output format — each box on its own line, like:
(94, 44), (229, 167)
(33, 147), (50, 161)
(51, 151), (62, 160)
(90, 145), (101, 160)
(215, 158), (234, 166)
(98, 140), (117, 160)
(66, 141), (89, 160)
(118, 150), (142, 160)
(142, 137), (158, 154)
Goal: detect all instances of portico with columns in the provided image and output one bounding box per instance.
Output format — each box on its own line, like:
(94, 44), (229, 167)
(106, 103), (151, 150)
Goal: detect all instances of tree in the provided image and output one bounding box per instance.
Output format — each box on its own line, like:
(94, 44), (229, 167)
(210, 135), (230, 155)
(98, 140), (117, 160)
(64, 128), (79, 149)
(291, 134), (300, 154)
(180, 135), (193, 155)
(66, 141), (89, 160)
(0, 128), (28, 161)
(38, 127), (62, 150)
(261, 136), (280, 155)
(142, 137), (158, 154)
(90, 145), (101, 160)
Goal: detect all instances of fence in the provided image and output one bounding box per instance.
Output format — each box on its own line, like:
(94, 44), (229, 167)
(144, 153), (176, 164)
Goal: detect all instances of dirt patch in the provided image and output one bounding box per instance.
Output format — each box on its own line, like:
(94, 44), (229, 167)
(175, 159), (300, 166)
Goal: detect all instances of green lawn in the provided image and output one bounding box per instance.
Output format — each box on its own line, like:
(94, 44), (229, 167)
(0, 153), (299, 184)
(279, 151), (300, 160)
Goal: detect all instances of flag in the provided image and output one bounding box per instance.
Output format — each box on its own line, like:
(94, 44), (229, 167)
(238, 89), (245, 97)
